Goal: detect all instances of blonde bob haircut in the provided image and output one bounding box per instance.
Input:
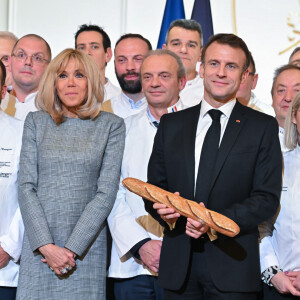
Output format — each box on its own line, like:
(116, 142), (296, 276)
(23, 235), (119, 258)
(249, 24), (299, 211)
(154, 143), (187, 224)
(36, 48), (104, 125)
(284, 91), (300, 150)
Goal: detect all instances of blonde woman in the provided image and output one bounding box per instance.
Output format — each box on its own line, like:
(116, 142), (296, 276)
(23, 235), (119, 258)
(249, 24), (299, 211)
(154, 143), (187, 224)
(17, 49), (125, 299)
(260, 92), (300, 299)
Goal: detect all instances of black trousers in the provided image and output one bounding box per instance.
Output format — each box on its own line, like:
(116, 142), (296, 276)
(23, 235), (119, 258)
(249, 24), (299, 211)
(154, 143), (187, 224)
(0, 286), (17, 300)
(263, 282), (299, 299)
(164, 239), (258, 300)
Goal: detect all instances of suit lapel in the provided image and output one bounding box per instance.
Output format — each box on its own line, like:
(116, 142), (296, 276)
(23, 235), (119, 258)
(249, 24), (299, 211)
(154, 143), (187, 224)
(210, 101), (247, 191)
(183, 104), (201, 199)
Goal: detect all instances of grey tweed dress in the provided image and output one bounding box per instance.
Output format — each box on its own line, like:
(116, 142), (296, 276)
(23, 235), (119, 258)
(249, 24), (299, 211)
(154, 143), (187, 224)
(16, 110), (125, 300)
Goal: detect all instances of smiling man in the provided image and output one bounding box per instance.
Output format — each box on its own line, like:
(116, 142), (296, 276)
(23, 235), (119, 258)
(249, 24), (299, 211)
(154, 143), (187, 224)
(271, 64), (300, 152)
(108, 49), (186, 300)
(0, 34), (51, 121)
(163, 19), (203, 107)
(144, 34), (282, 299)
(75, 24), (120, 101)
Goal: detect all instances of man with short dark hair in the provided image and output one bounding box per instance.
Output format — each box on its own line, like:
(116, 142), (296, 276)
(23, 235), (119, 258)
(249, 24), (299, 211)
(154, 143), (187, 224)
(144, 33), (282, 299)
(163, 19), (203, 107)
(0, 60), (24, 300)
(111, 33), (152, 118)
(75, 24), (120, 101)
(236, 52), (274, 116)
(0, 34), (51, 120)
(108, 49), (186, 300)
(271, 64), (300, 152)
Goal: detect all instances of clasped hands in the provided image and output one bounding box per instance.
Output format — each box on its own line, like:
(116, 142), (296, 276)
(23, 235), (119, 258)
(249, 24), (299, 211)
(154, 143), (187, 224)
(39, 244), (76, 276)
(153, 192), (209, 239)
(271, 270), (300, 296)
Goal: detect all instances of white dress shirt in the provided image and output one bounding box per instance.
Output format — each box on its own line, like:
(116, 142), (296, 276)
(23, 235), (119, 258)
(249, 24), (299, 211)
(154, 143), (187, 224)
(194, 99), (236, 186)
(0, 91), (38, 121)
(0, 111), (24, 287)
(110, 92), (147, 119)
(260, 144), (300, 273)
(103, 78), (121, 101)
(108, 99), (185, 278)
(179, 72), (204, 108)
(247, 92), (275, 117)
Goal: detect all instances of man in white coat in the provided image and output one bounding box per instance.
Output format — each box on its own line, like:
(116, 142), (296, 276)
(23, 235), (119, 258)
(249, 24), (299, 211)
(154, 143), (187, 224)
(0, 61), (24, 300)
(110, 33), (152, 118)
(271, 64), (300, 152)
(74, 24), (121, 102)
(236, 52), (274, 116)
(0, 34), (51, 121)
(163, 19), (203, 107)
(108, 49), (186, 299)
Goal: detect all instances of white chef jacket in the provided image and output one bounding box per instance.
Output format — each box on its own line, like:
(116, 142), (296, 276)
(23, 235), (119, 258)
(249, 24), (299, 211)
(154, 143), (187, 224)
(108, 99), (185, 278)
(247, 92), (275, 117)
(279, 127), (290, 153)
(0, 91), (38, 121)
(0, 111), (24, 287)
(103, 78), (121, 102)
(260, 144), (300, 273)
(110, 92), (147, 119)
(179, 72), (204, 108)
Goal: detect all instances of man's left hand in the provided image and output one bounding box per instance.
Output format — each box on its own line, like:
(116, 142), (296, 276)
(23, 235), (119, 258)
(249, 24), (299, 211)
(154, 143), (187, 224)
(186, 218), (209, 239)
(0, 245), (10, 269)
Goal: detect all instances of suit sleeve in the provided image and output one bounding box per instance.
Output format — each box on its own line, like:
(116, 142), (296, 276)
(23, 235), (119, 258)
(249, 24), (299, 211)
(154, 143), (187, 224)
(65, 118), (125, 256)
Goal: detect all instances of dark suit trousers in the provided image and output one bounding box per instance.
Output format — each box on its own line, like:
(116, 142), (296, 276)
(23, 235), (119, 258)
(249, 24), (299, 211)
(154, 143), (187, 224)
(263, 283), (298, 299)
(0, 287), (16, 300)
(113, 275), (164, 300)
(164, 239), (258, 300)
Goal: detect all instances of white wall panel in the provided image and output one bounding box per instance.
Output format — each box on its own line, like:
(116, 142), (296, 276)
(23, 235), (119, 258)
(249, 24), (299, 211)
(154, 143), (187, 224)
(1, 0), (300, 103)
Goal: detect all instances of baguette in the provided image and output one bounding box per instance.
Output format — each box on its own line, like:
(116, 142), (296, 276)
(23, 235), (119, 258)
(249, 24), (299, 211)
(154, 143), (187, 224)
(122, 177), (240, 237)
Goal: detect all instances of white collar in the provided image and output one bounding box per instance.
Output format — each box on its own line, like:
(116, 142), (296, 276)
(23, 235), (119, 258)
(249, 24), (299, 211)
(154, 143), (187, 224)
(200, 98), (236, 119)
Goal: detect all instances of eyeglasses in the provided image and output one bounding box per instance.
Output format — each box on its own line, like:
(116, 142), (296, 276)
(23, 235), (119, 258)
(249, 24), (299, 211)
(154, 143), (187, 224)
(0, 55), (10, 66)
(248, 72), (255, 76)
(12, 50), (50, 65)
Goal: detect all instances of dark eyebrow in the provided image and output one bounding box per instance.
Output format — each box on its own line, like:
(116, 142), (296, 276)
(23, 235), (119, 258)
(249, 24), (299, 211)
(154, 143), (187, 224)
(169, 39), (198, 45)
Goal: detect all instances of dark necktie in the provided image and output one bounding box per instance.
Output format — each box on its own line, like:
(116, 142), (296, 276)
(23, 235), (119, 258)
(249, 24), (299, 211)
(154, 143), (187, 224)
(195, 109), (222, 205)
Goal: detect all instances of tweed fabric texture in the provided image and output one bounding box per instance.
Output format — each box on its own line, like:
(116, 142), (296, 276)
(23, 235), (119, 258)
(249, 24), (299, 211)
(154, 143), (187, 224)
(17, 111), (125, 300)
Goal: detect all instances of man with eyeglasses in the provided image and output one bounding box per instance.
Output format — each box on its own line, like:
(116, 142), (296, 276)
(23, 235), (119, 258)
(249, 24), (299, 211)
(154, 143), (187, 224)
(0, 31), (18, 91)
(0, 34), (51, 121)
(163, 19), (204, 107)
(236, 52), (274, 116)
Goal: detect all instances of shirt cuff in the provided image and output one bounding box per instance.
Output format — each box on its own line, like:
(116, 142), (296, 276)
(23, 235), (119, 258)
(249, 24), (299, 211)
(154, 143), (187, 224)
(130, 238), (151, 260)
(262, 265), (283, 286)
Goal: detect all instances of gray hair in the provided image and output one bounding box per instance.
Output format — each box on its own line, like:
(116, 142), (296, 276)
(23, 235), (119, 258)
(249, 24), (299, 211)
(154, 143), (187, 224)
(165, 19), (203, 47)
(271, 64), (300, 96)
(141, 49), (186, 80)
(284, 91), (300, 150)
(0, 31), (18, 42)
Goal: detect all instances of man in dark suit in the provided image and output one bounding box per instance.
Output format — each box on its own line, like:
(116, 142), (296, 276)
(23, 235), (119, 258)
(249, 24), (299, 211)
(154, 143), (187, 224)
(144, 33), (282, 299)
